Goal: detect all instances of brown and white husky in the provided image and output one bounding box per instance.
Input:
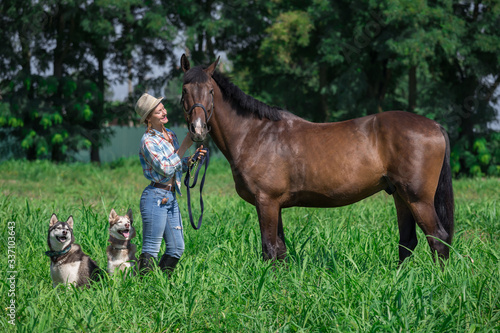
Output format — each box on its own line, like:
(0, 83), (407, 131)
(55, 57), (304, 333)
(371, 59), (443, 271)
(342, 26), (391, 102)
(106, 208), (137, 276)
(46, 214), (101, 288)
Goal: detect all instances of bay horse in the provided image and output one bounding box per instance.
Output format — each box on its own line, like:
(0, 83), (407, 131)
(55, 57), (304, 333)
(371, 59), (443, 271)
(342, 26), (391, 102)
(180, 54), (454, 264)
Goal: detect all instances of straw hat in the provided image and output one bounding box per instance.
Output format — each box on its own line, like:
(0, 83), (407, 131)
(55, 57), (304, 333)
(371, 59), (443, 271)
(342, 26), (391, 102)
(135, 93), (164, 124)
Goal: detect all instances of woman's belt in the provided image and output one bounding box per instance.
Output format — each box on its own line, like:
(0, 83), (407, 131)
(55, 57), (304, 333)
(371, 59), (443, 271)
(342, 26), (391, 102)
(150, 182), (175, 192)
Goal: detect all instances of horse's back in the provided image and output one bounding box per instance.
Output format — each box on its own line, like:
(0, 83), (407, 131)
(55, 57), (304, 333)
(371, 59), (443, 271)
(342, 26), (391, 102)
(374, 111), (444, 136)
(276, 111), (447, 207)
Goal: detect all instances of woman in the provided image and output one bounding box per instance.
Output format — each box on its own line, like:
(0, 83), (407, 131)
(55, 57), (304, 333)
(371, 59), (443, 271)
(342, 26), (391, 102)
(135, 92), (204, 276)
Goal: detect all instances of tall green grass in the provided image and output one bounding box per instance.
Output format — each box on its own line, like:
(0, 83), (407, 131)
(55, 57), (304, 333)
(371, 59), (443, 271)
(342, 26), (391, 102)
(0, 158), (499, 332)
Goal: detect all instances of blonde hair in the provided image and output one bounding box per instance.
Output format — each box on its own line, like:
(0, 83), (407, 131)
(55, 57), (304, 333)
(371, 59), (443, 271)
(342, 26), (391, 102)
(146, 119), (154, 134)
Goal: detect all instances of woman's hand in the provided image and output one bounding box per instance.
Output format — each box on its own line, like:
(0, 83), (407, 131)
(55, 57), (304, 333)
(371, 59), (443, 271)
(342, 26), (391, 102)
(189, 145), (208, 165)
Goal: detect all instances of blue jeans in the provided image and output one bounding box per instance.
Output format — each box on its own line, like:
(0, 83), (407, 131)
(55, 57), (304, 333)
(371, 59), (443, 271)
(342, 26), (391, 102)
(140, 185), (185, 259)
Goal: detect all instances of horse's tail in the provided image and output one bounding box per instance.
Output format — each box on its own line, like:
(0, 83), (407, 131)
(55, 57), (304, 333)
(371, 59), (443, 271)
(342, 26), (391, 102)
(435, 126), (455, 244)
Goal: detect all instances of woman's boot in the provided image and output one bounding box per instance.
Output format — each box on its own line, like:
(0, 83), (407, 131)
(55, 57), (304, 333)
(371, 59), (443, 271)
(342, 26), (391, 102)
(138, 252), (155, 275)
(158, 254), (179, 277)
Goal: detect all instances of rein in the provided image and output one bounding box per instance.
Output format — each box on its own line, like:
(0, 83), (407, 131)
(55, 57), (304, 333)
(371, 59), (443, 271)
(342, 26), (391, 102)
(184, 148), (210, 230)
(181, 89), (215, 230)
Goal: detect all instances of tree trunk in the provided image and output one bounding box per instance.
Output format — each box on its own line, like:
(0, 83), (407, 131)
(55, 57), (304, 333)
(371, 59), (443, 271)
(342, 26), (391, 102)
(319, 63), (329, 122)
(26, 145), (37, 161)
(127, 58), (133, 97)
(20, 35), (31, 76)
(457, 79), (477, 147)
(53, 5), (65, 79)
(206, 33), (215, 62)
(377, 60), (391, 112)
(408, 65), (417, 112)
(90, 144), (100, 163)
(90, 55), (105, 164)
(51, 145), (63, 162)
(51, 4), (65, 162)
(366, 54), (391, 114)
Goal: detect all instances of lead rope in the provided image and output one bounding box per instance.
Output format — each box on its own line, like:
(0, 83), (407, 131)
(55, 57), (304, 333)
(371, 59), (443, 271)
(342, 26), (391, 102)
(184, 148), (210, 230)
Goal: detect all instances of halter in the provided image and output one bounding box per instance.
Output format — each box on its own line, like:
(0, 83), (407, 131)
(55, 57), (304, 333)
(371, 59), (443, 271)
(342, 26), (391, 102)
(181, 90), (215, 131)
(181, 88), (213, 230)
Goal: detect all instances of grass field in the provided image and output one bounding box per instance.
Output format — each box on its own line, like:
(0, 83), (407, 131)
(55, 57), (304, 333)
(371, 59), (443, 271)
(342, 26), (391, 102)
(0, 157), (499, 332)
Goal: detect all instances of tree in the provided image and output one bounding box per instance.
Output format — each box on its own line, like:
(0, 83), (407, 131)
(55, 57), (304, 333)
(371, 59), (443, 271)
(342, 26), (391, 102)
(0, 0), (71, 160)
(0, 0), (178, 162)
(214, 0), (499, 175)
(1, 0), (498, 175)
(75, 0), (178, 162)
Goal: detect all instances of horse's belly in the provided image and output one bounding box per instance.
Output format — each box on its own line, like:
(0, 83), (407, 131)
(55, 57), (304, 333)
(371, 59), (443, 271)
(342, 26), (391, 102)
(286, 185), (385, 208)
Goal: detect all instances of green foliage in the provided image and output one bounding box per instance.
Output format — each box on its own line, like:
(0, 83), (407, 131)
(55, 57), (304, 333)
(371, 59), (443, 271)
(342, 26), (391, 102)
(0, 73), (103, 160)
(0, 158), (498, 331)
(260, 11), (314, 65)
(1, 0), (499, 174)
(213, 0), (499, 176)
(451, 132), (500, 177)
(0, 0), (177, 162)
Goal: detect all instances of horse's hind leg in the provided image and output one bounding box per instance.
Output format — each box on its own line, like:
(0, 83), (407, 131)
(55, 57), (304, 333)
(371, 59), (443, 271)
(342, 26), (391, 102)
(394, 193), (418, 264)
(407, 200), (450, 260)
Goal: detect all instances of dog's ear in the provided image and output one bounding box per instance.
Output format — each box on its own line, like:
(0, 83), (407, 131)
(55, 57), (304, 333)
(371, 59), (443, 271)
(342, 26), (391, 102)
(50, 214), (58, 227)
(66, 216), (74, 229)
(109, 208), (117, 223)
(126, 208), (133, 223)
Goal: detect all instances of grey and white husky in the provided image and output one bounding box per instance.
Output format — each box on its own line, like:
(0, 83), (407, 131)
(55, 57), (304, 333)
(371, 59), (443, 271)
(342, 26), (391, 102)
(106, 208), (137, 276)
(46, 214), (101, 288)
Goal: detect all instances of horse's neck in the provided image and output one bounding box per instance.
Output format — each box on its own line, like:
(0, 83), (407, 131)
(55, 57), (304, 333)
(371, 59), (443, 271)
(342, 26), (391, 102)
(209, 96), (261, 165)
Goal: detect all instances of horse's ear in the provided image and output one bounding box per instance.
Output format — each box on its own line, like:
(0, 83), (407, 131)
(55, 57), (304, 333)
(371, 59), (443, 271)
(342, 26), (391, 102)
(205, 56), (220, 76)
(181, 54), (190, 72)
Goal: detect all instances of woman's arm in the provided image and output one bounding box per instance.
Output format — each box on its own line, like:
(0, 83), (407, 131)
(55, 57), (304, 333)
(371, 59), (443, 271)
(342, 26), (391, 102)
(142, 137), (182, 180)
(176, 133), (193, 158)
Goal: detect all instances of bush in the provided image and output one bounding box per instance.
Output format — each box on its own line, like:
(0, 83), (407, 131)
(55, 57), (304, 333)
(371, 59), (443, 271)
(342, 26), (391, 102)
(451, 132), (500, 177)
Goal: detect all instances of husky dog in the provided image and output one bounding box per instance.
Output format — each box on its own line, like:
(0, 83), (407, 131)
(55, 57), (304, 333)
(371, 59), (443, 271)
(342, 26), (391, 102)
(106, 208), (137, 276)
(46, 214), (101, 288)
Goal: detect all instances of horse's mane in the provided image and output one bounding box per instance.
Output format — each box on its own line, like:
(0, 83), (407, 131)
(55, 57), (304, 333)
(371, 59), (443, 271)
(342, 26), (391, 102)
(184, 65), (283, 121)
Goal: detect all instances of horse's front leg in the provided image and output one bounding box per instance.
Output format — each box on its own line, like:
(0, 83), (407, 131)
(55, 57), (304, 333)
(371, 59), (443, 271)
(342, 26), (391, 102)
(256, 197), (287, 260)
(277, 208), (286, 260)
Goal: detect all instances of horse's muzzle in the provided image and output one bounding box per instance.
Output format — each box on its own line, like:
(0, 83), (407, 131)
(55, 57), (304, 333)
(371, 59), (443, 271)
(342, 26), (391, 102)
(189, 119), (208, 142)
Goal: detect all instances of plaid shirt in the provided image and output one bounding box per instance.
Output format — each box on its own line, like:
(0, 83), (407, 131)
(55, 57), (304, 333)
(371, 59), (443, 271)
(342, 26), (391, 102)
(139, 127), (189, 194)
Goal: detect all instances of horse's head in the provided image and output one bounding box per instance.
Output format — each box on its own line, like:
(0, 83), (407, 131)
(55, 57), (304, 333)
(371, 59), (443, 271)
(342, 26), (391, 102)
(181, 54), (220, 142)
